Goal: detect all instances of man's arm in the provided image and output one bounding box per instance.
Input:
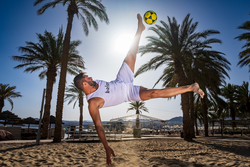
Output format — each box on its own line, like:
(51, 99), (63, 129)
(88, 98), (115, 165)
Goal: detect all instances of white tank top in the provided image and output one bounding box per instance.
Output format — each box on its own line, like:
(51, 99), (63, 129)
(86, 80), (129, 108)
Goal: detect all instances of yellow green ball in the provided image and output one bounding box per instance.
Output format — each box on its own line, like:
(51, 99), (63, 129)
(144, 10), (157, 25)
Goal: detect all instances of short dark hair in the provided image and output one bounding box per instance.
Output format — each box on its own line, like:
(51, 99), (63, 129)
(74, 72), (86, 91)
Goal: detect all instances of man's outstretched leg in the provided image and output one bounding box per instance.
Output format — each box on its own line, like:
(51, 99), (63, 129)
(139, 83), (205, 100)
(124, 14), (145, 73)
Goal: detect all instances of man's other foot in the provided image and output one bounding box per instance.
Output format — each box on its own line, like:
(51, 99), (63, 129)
(191, 83), (205, 98)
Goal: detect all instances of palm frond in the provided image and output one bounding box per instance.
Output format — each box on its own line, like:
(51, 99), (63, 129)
(7, 98), (14, 110)
(36, 0), (63, 15)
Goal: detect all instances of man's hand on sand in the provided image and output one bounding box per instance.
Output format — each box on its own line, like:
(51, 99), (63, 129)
(106, 146), (115, 165)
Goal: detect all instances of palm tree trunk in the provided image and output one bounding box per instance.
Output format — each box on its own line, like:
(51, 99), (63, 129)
(0, 98), (4, 113)
(195, 117), (199, 135)
(79, 96), (83, 132)
(174, 60), (192, 141)
(136, 117), (140, 129)
(54, 4), (76, 142)
(181, 93), (193, 140)
(136, 109), (140, 129)
(41, 68), (56, 139)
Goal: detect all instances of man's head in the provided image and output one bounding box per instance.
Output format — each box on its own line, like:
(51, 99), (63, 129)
(74, 72), (86, 91)
(74, 72), (97, 92)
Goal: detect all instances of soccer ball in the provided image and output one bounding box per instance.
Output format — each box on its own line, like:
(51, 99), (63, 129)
(144, 10), (157, 25)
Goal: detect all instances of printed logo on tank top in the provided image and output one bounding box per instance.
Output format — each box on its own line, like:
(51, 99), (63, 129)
(105, 82), (110, 93)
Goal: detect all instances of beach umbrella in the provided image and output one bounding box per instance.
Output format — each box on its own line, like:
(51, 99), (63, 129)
(0, 110), (23, 126)
(43, 115), (65, 138)
(42, 115), (64, 130)
(49, 115), (55, 130)
(23, 117), (39, 131)
(49, 115), (55, 123)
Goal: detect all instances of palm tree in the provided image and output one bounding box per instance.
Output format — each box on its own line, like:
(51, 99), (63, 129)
(194, 92), (218, 136)
(12, 28), (85, 139)
(220, 83), (238, 129)
(210, 94), (229, 134)
(127, 101), (148, 129)
(235, 81), (250, 118)
(136, 13), (230, 140)
(34, 0), (109, 142)
(235, 19), (250, 73)
(0, 84), (22, 113)
(65, 82), (85, 131)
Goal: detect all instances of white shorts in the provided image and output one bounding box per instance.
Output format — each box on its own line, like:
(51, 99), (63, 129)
(116, 62), (142, 102)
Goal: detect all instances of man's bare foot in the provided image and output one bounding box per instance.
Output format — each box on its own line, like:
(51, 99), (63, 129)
(137, 14), (145, 32)
(191, 83), (205, 98)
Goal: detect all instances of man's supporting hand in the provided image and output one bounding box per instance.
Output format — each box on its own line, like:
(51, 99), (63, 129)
(106, 146), (115, 165)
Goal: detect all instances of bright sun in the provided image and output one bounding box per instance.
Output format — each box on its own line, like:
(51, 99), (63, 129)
(113, 32), (134, 55)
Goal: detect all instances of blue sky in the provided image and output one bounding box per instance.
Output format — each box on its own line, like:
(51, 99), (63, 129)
(1, 0), (249, 121)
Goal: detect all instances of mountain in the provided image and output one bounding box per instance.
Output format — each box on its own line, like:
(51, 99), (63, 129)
(166, 116), (183, 126)
(167, 116), (183, 123)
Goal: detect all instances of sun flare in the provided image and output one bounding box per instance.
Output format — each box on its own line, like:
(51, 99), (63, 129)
(113, 32), (134, 55)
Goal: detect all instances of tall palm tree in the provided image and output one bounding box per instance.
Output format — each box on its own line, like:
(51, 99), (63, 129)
(65, 82), (85, 131)
(12, 28), (85, 139)
(0, 84), (22, 113)
(34, 0), (109, 142)
(235, 19), (250, 72)
(136, 14), (230, 140)
(190, 43), (230, 137)
(127, 101), (148, 129)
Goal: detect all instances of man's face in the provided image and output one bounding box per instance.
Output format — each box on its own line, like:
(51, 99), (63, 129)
(83, 74), (96, 87)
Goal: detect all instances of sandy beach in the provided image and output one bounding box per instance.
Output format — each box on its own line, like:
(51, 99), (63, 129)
(0, 137), (250, 167)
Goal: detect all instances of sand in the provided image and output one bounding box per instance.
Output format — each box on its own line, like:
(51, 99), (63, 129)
(0, 137), (250, 167)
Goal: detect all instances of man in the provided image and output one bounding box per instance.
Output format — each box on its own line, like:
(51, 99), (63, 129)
(74, 14), (204, 165)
